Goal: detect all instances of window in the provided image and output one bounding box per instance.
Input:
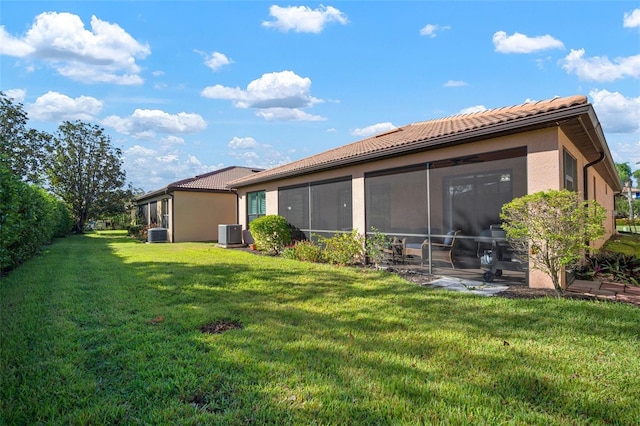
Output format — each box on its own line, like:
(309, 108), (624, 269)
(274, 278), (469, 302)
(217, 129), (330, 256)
(247, 191), (266, 223)
(564, 150), (577, 192)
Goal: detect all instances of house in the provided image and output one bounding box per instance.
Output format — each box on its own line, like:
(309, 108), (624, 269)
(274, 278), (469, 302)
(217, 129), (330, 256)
(135, 166), (262, 242)
(229, 95), (622, 289)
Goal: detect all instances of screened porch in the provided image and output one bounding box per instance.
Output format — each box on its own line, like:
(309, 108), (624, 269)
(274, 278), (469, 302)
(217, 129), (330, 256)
(364, 147), (529, 284)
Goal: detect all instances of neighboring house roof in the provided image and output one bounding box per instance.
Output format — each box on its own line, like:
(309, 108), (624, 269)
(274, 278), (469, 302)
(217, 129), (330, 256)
(136, 166), (263, 202)
(229, 95), (621, 192)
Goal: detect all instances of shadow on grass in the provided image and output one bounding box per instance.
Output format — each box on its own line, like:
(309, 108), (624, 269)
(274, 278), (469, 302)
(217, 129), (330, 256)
(111, 240), (639, 423)
(2, 233), (639, 424)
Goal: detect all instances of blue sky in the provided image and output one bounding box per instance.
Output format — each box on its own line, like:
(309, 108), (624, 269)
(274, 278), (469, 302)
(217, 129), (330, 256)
(2, 1), (639, 191)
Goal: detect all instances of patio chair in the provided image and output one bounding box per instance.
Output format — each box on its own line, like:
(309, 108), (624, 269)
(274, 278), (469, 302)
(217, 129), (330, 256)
(402, 230), (460, 269)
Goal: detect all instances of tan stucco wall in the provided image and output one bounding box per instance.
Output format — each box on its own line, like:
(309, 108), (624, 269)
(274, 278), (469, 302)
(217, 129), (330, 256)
(172, 191), (237, 242)
(236, 127), (617, 289)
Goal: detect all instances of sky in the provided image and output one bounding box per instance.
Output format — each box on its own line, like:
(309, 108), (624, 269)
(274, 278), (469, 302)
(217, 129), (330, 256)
(1, 1), (639, 192)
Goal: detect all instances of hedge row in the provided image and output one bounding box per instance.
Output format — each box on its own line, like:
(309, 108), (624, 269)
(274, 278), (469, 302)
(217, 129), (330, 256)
(0, 162), (72, 274)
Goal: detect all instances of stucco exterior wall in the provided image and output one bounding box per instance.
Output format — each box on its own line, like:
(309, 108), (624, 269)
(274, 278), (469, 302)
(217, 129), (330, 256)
(235, 126), (617, 289)
(172, 191), (237, 242)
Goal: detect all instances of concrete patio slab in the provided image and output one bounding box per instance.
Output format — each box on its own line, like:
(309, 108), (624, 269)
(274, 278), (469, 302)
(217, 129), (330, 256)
(426, 277), (509, 296)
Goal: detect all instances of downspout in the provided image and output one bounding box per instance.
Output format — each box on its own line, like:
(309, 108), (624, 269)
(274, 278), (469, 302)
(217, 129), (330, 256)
(232, 189), (240, 225)
(583, 152), (605, 201)
(426, 162), (432, 275)
(577, 116), (605, 201)
(166, 190), (174, 243)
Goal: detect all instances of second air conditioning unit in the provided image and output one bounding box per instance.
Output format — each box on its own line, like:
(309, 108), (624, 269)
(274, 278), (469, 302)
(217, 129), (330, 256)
(218, 224), (243, 247)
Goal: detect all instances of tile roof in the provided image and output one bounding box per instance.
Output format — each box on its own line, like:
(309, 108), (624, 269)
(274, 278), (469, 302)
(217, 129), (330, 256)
(169, 166), (263, 190)
(230, 95), (591, 187)
(137, 166), (263, 201)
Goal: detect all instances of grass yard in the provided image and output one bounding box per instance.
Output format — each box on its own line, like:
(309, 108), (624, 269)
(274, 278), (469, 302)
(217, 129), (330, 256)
(604, 232), (640, 256)
(1, 232), (639, 425)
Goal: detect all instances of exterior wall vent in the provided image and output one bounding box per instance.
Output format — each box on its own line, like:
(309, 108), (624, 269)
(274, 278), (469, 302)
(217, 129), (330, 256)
(218, 224), (243, 247)
(148, 227), (168, 243)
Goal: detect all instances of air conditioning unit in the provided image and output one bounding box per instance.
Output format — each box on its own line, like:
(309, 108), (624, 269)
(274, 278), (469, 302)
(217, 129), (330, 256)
(218, 224), (243, 247)
(147, 227), (168, 243)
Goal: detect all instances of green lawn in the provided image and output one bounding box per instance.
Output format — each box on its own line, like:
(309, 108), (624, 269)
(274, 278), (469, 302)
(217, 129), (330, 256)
(604, 232), (640, 256)
(2, 232), (639, 425)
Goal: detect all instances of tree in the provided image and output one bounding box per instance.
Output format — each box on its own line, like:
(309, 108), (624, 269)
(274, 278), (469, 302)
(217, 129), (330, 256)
(615, 162), (632, 187)
(500, 190), (607, 294)
(93, 184), (143, 229)
(615, 162), (638, 229)
(47, 121), (126, 233)
(0, 91), (52, 183)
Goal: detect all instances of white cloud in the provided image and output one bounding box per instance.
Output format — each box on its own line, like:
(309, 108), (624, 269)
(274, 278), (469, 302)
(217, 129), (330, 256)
(459, 105), (487, 114)
(256, 107), (326, 121)
(202, 70), (324, 121)
(197, 50), (233, 71)
(351, 122), (397, 137)
(624, 8), (640, 28)
(124, 144), (221, 191)
(0, 12), (149, 85)
(262, 5), (348, 33)
(0, 27), (34, 56)
(202, 70), (321, 108)
(103, 109), (207, 138)
(492, 31), (564, 54)
(126, 144), (156, 158)
(444, 80), (467, 87)
(561, 48), (640, 82)
(228, 148), (291, 170)
(27, 91), (102, 122)
(4, 88), (26, 102)
(590, 89), (640, 134)
(228, 136), (258, 149)
(160, 135), (185, 146)
(419, 24), (450, 38)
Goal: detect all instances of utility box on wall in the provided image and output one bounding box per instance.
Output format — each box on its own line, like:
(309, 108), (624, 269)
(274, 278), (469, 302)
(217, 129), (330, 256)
(218, 224), (243, 247)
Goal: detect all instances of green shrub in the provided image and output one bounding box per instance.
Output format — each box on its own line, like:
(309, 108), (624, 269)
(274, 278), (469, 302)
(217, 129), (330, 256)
(0, 161), (71, 273)
(318, 229), (365, 266)
(281, 245), (297, 260)
(293, 240), (325, 263)
(576, 252), (640, 286)
(501, 189), (606, 294)
(249, 215), (292, 255)
(127, 224), (144, 239)
(365, 227), (389, 266)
